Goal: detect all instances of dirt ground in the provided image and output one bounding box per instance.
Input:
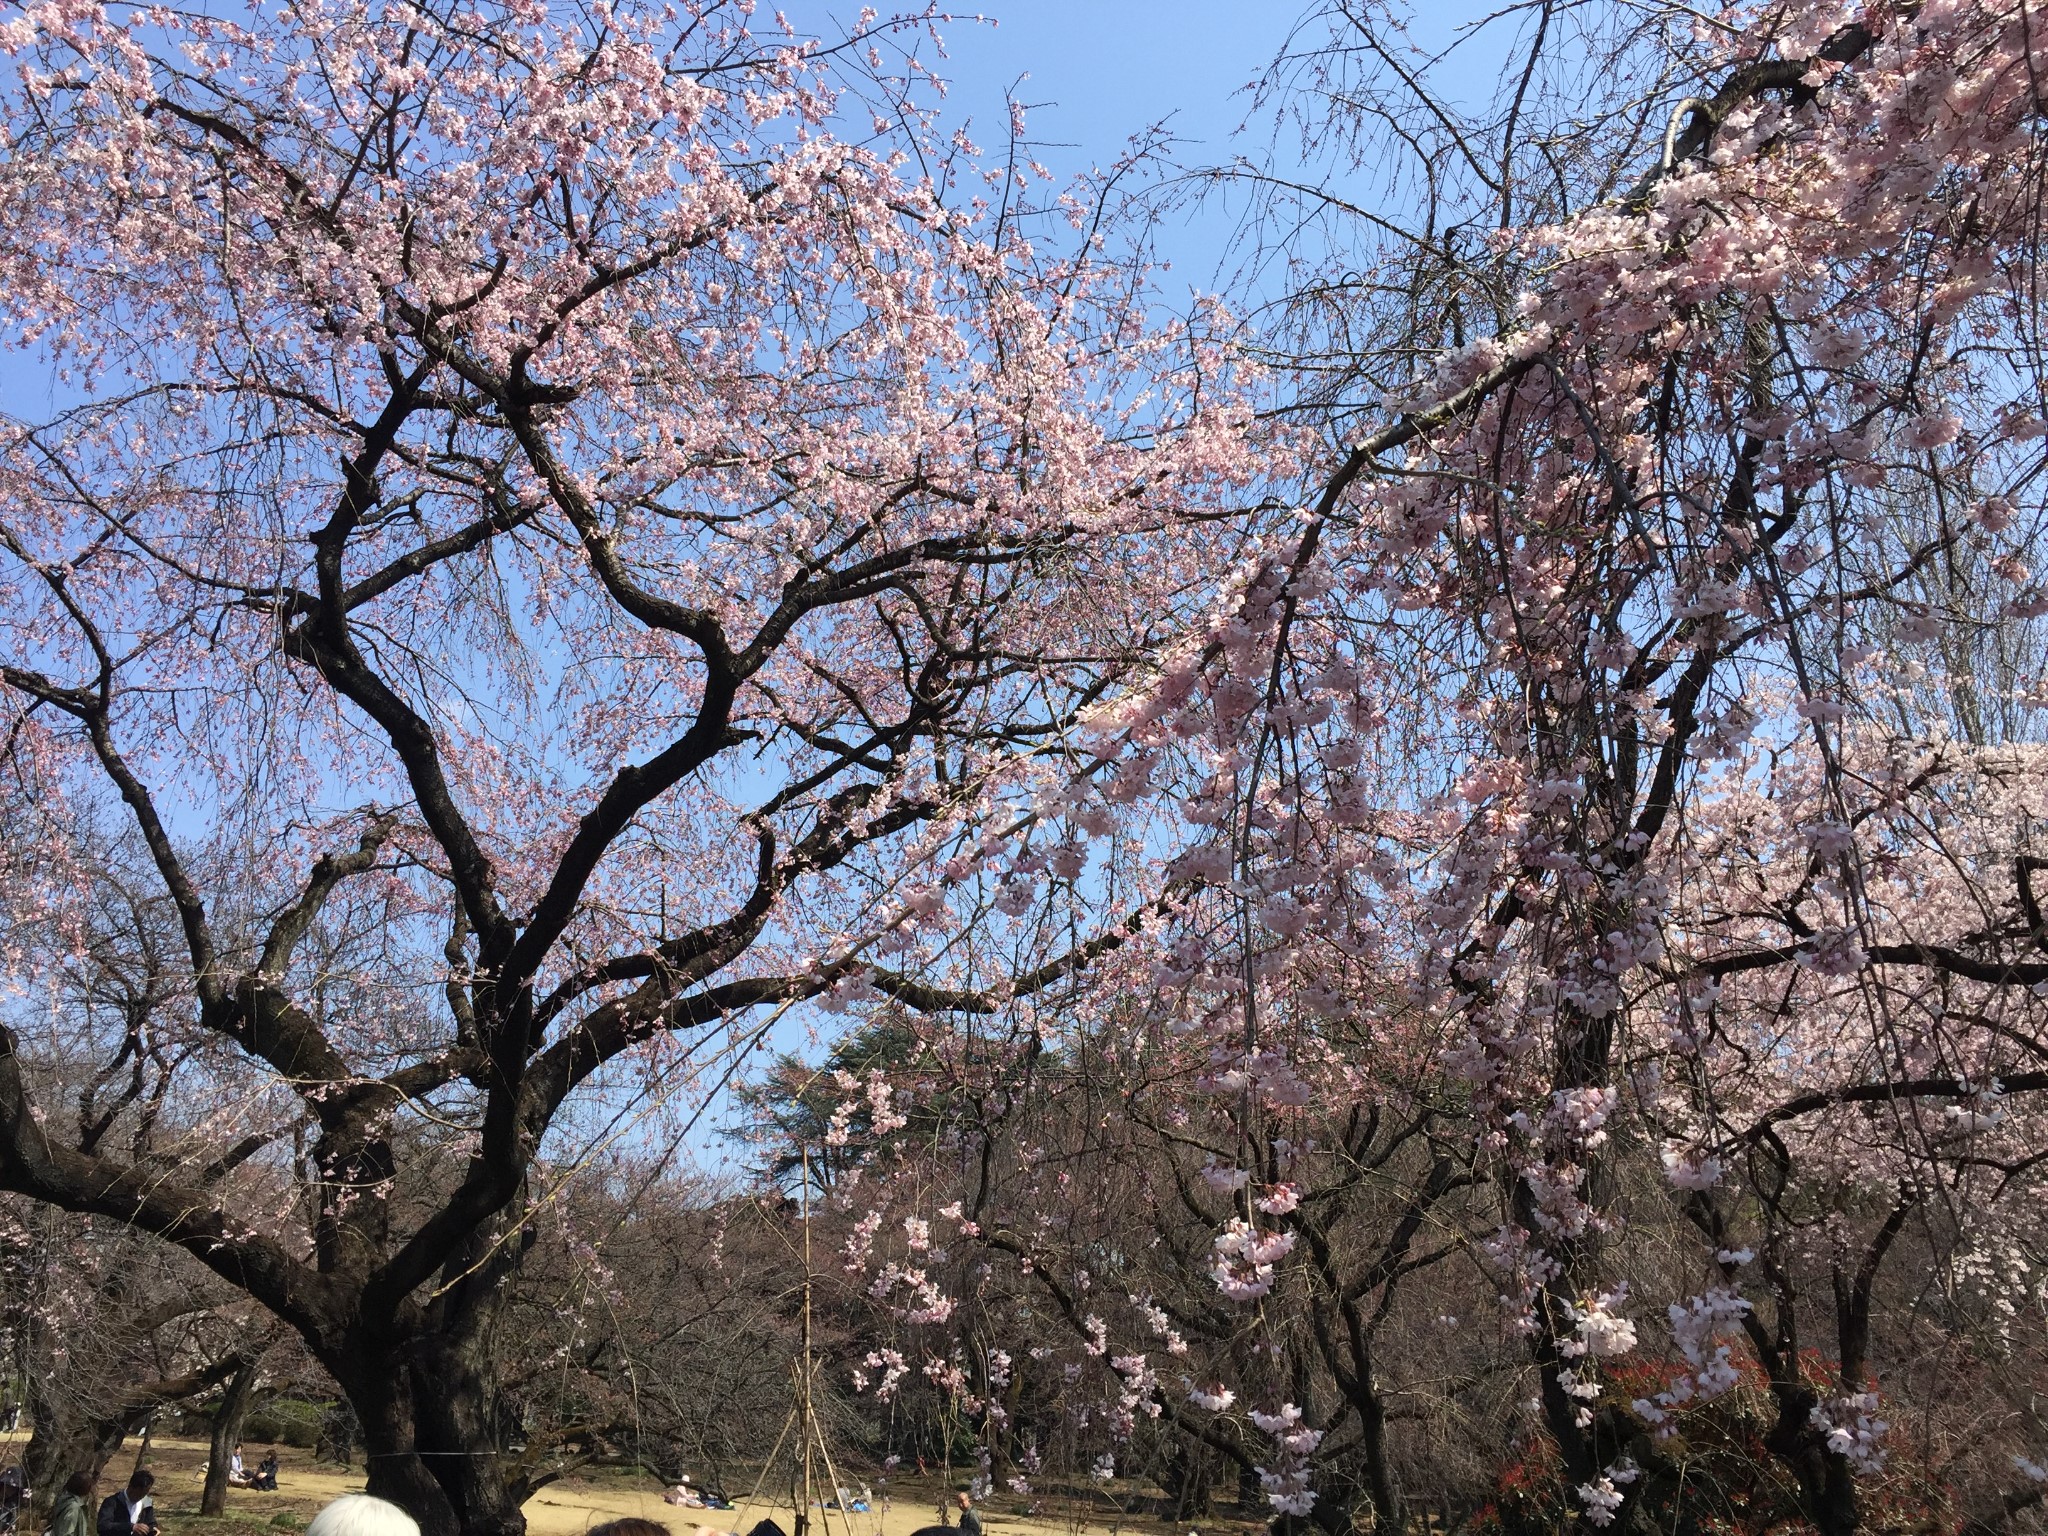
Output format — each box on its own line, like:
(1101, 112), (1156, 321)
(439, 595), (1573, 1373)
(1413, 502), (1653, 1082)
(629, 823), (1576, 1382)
(0, 1436), (1236, 1536)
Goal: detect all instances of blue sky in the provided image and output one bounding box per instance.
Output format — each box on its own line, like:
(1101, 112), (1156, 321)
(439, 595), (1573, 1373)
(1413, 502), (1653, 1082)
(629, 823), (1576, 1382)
(901, 2), (1306, 283)
(929, 2), (1293, 174)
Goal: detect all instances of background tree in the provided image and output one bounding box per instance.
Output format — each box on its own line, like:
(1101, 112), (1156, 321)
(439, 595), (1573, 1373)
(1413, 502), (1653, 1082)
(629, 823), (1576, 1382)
(800, 2), (2048, 1535)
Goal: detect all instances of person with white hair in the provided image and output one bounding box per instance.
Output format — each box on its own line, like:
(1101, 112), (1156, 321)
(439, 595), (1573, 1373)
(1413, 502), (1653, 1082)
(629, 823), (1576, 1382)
(305, 1495), (420, 1536)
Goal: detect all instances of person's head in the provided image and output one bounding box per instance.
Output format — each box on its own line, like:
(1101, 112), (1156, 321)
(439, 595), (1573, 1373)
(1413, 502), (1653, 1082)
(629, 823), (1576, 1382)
(587, 1520), (671, 1536)
(126, 1471), (154, 1500)
(954, 1493), (972, 1510)
(306, 1495), (421, 1536)
(63, 1473), (93, 1500)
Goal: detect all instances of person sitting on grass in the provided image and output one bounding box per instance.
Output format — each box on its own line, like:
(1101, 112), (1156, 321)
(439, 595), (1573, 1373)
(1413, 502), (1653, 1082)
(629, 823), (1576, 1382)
(252, 1453), (278, 1493)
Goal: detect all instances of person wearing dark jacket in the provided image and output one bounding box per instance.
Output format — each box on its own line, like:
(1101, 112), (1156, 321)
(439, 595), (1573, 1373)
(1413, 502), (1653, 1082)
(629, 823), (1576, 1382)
(95, 1470), (158, 1536)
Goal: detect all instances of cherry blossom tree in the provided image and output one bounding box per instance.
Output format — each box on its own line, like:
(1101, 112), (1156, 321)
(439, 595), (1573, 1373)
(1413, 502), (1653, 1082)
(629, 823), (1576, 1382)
(1107, 0), (2048, 1526)
(0, 3), (1260, 1533)
(811, 1), (2048, 1532)
(12, 0), (2048, 1531)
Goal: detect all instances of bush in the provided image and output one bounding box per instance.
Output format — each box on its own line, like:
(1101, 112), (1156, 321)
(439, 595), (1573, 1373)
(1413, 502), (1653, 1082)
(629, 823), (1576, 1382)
(244, 1399), (324, 1450)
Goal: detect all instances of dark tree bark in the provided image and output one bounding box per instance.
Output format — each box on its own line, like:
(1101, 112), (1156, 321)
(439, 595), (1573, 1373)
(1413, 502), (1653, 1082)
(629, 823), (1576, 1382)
(201, 1358), (260, 1517)
(1159, 1438), (1212, 1520)
(404, 1206), (535, 1536)
(22, 1394), (144, 1518)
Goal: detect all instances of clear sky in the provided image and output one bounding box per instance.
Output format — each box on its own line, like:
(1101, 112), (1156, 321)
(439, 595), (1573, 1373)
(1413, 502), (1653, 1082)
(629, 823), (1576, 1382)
(895, 1), (1308, 288)
(925, 1), (1295, 172)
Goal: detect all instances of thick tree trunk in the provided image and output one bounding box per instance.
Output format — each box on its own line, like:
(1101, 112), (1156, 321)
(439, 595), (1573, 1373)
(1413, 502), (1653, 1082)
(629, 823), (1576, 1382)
(410, 1333), (525, 1536)
(409, 1190), (532, 1536)
(201, 1359), (260, 1516)
(22, 1398), (146, 1523)
(349, 1360), (466, 1536)
(331, 1195), (533, 1536)
(1159, 1438), (1211, 1520)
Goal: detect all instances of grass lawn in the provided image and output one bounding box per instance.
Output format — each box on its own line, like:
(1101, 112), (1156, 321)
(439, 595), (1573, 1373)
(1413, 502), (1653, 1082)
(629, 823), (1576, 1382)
(0, 1436), (1256, 1536)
